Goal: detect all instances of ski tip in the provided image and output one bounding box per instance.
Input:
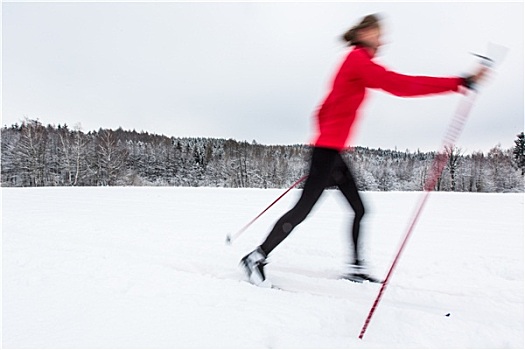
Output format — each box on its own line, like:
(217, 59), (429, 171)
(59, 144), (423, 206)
(341, 274), (384, 284)
(225, 234), (232, 245)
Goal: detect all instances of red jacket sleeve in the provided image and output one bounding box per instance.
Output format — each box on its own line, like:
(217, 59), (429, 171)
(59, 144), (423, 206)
(356, 49), (463, 97)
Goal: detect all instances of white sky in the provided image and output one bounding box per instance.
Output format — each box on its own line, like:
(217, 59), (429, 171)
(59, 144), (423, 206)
(2, 1), (524, 153)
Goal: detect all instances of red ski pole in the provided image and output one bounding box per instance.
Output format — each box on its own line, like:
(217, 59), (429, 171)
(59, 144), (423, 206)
(358, 44), (509, 338)
(359, 85), (482, 340)
(225, 175), (308, 245)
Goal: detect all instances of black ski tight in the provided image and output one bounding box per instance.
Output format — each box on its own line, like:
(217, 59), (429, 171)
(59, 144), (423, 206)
(260, 147), (365, 261)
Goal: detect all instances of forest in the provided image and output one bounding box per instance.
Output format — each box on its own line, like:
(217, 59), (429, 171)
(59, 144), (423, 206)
(1, 119), (523, 192)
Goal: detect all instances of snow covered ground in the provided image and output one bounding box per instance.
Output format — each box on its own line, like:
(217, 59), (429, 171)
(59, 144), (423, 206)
(2, 187), (523, 348)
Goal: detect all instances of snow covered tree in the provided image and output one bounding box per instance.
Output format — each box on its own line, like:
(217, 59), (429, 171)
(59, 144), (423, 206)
(94, 129), (129, 186)
(513, 132), (525, 175)
(445, 146), (463, 191)
(56, 124), (87, 186)
(486, 145), (520, 192)
(1, 124), (22, 186)
(1, 122), (523, 192)
(15, 119), (48, 186)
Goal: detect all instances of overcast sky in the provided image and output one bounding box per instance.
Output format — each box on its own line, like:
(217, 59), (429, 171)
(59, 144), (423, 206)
(3, 1), (524, 153)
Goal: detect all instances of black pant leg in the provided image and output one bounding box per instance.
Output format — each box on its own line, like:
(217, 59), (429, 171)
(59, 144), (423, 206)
(331, 154), (366, 262)
(260, 147), (338, 255)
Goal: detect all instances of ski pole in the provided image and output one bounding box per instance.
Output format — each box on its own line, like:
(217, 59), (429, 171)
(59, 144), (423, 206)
(359, 91), (477, 340)
(358, 52), (498, 340)
(225, 175), (308, 245)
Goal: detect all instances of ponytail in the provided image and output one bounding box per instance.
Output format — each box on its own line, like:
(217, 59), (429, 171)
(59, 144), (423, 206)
(342, 27), (359, 46)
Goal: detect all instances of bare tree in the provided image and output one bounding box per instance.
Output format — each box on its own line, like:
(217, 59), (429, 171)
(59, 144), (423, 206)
(16, 119), (48, 186)
(445, 146), (463, 191)
(96, 129), (128, 186)
(72, 123), (87, 186)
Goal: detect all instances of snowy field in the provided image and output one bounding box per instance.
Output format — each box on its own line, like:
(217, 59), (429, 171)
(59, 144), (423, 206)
(2, 187), (523, 348)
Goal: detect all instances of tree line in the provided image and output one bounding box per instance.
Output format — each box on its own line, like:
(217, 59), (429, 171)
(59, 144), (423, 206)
(1, 119), (523, 192)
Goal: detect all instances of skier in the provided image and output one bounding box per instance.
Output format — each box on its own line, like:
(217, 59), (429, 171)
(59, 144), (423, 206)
(241, 14), (486, 287)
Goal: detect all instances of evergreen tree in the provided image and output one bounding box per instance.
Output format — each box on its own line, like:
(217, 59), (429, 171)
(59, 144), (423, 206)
(513, 132), (525, 175)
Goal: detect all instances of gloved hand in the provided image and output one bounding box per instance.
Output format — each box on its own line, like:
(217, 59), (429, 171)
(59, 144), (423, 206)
(462, 66), (489, 90)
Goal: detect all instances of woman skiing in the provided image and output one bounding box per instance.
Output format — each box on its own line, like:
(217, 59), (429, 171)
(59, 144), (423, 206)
(241, 14), (486, 287)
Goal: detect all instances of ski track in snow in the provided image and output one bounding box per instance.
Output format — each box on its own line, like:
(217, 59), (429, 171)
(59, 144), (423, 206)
(2, 187), (523, 348)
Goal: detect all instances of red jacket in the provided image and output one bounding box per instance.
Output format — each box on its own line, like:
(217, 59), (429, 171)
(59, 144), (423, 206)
(313, 46), (463, 151)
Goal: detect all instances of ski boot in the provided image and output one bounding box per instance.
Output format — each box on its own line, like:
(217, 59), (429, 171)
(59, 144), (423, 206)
(240, 247), (272, 288)
(342, 260), (383, 284)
